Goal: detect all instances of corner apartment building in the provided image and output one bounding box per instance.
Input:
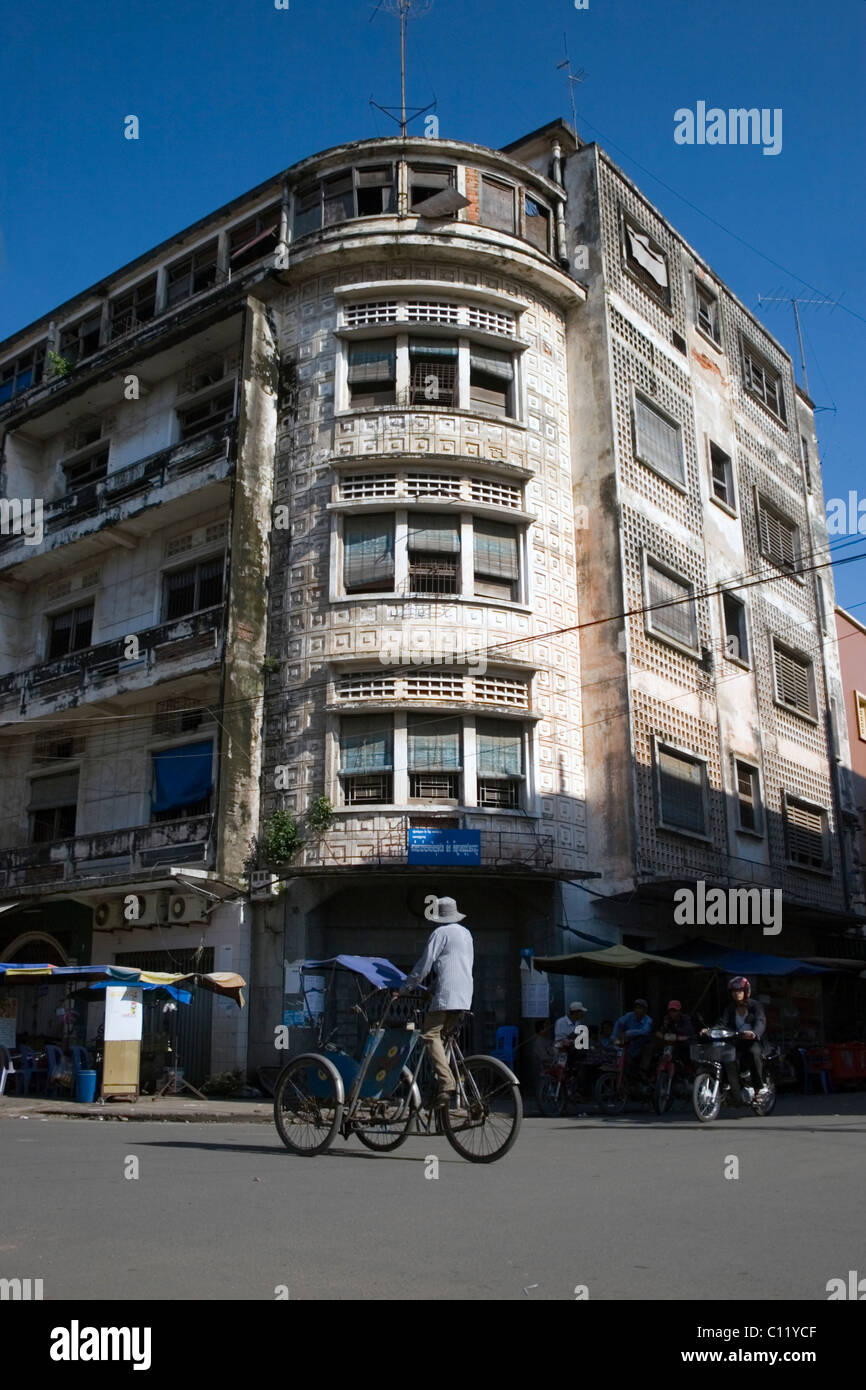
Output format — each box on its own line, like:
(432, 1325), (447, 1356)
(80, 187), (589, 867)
(1, 118), (861, 1076)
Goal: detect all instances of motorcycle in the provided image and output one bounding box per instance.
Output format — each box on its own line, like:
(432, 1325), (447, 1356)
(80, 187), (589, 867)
(652, 1035), (693, 1115)
(690, 1027), (778, 1122)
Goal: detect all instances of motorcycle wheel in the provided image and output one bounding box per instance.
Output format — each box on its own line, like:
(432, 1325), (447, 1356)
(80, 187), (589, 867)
(692, 1072), (722, 1123)
(594, 1072), (626, 1115)
(653, 1069), (674, 1115)
(535, 1075), (566, 1118)
(754, 1074), (777, 1116)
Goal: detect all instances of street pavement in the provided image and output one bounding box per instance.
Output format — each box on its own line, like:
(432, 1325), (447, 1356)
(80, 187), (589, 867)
(1, 1096), (864, 1301)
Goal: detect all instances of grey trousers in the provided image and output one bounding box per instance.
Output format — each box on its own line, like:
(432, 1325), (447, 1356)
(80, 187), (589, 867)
(421, 1010), (462, 1090)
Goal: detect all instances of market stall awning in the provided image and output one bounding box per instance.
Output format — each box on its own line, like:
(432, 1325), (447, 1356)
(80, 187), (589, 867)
(533, 944), (704, 976)
(302, 956), (406, 989)
(663, 939), (831, 977)
(0, 963), (245, 1005)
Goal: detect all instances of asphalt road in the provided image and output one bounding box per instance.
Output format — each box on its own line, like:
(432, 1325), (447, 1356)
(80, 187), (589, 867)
(2, 1099), (864, 1301)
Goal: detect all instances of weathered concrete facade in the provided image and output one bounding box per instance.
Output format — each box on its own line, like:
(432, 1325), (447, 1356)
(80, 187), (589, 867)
(1, 120), (862, 1077)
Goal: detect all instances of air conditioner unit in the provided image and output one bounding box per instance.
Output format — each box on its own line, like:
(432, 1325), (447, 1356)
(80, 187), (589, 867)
(93, 899), (123, 931)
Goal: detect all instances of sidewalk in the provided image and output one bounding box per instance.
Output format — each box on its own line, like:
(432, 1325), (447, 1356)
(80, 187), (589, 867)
(0, 1094), (274, 1123)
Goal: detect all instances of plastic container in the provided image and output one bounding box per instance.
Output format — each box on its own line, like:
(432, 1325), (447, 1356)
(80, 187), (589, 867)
(76, 1070), (98, 1104)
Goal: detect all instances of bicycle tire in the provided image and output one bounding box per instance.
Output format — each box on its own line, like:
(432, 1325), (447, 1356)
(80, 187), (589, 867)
(535, 1074), (566, 1118)
(442, 1055), (522, 1164)
(355, 1073), (416, 1152)
(653, 1070), (674, 1115)
(594, 1072), (626, 1115)
(273, 1053), (343, 1156)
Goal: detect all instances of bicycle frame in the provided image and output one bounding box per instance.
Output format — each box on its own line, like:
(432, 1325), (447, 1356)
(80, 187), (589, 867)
(343, 1006), (474, 1135)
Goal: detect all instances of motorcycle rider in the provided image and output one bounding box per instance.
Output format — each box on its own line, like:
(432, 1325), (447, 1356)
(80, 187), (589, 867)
(641, 998), (693, 1075)
(703, 976), (769, 1104)
(610, 998), (654, 1079)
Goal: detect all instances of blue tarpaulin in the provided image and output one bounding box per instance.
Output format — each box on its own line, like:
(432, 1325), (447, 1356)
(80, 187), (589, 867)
(302, 956), (406, 989)
(664, 939), (831, 977)
(86, 981), (193, 1003)
(151, 741), (213, 814)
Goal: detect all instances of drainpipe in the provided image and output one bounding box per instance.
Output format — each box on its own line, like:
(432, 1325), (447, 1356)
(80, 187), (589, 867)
(550, 141), (569, 269)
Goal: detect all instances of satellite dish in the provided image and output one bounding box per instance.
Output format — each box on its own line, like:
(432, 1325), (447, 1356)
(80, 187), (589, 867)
(412, 188), (470, 218)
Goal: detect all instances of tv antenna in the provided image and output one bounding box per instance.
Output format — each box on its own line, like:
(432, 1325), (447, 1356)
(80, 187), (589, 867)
(370, 0), (436, 138)
(756, 290), (840, 398)
(556, 33), (586, 142)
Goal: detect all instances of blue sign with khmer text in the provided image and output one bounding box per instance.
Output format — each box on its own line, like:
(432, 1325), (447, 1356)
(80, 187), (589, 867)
(407, 829), (481, 866)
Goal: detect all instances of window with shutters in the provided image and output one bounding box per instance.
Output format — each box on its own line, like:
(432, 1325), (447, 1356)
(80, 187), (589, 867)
(229, 204), (281, 271)
(741, 338), (787, 422)
(621, 213), (671, 307)
(709, 442), (735, 511)
(644, 558), (698, 652)
(165, 241), (219, 307)
(408, 164), (457, 214)
(722, 591), (749, 665)
(163, 557), (225, 620)
(0, 341), (46, 402)
(784, 795), (829, 871)
(477, 718), (523, 809)
(756, 496), (799, 573)
(469, 345), (514, 418)
(696, 281), (721, 345)
(655, 744), (708, 837)
(523, 195), (551, 254)
(408, 715), (462, 801)
(408, 514), (461, 595)
(480, 176), (516, 234)
(339, 715), (393, 805)
(48, 603), (94, 659)
(474, 519), (519, 601)
(772, 641), (815, 718)
(734, 760), (763, 835)
(29, 770), (79, 843)
(347, 340), (397, 407)
(634, 396), (685, 487)
(409, 339), (458, 406)
(342, 514), (396, 593)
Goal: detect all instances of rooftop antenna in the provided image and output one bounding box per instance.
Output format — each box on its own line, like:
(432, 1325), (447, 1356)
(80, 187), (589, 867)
(555, 33), (586, 143)
(756, 290), (840, 399)
(370, 0), (436, 137)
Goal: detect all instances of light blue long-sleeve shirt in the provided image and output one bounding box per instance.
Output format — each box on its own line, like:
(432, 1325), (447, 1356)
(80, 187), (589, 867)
(611, 1011), (653, 1057)
(402, 923), (474, 1011)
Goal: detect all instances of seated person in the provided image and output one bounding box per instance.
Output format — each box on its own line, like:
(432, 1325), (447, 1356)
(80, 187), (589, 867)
(703, 976), (769, 1104)
(641, 999), (694, 1074)
(610, 998), (653, 1078)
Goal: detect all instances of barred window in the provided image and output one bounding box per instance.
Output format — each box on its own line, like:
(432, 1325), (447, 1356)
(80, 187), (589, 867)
(772, 642), (814, 718)
(48, 603), (94, 659)
(109, 278), (157, 340)
(163, 557), (224, 620)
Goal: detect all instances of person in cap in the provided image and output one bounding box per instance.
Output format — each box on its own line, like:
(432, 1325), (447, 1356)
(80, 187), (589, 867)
(397, 896), (474, 1106)
(703, 976), (769, 1103)
(609, 998), (654, 1078)
(553, 1000), (590, 1095)
(641, 999), (694, 1075)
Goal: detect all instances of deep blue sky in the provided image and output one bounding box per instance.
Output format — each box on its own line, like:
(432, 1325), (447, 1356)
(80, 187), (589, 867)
(1, 0), (863, 608)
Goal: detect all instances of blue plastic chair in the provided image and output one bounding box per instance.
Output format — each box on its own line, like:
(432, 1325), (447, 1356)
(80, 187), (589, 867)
(492, 1026), (519, 1070)
(799, 1047), (831, 1095)
(16, 1045), (46, 1096)
(44, 1044), (68, 1096)
(71, 1046), (92, 1076)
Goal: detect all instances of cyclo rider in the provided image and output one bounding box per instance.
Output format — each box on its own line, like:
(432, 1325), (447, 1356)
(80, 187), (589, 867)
(702, 975), (771, 1105)
(609, 998), (654, 1081)
(640, 998), (693, 1076)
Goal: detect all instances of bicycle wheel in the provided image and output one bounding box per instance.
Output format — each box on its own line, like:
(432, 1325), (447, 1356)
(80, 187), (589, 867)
(594, 1072), (626, 1114)
(653, 1070), (674, 1115)
(355, 1072), (416, 1152)
(273, 1054), (343, 1156)
(535, 1074), (566, 1118)
(442, 1055), (522, 1164)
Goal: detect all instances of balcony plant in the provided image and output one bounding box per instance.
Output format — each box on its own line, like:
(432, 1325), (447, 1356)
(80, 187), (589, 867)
(262, 809), (303, 864)
(306, 795), (334, 835)
(46, 350), (73, 378)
